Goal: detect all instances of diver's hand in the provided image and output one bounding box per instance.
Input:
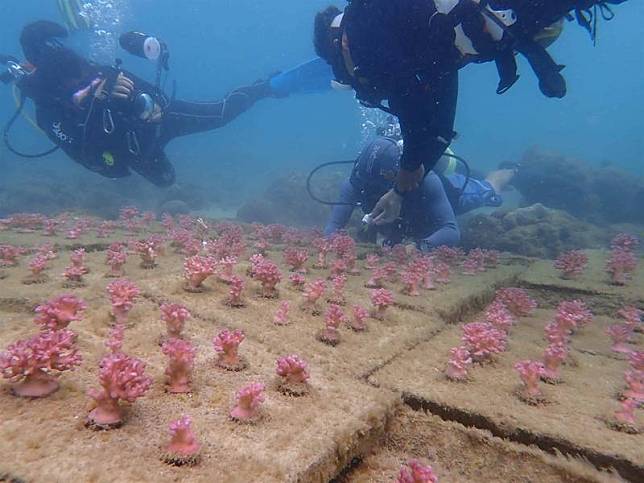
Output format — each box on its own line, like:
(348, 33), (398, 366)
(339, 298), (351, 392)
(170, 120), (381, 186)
(371, 189), (403, 226)
(396, 166), (424, 192)
(111, 73), (135, 100)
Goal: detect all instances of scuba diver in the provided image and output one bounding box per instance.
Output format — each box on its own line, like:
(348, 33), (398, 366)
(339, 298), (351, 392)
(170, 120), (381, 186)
(313, 0), (629, 225)
(323, 129), (513, 251)
(0, 21), (284, 187)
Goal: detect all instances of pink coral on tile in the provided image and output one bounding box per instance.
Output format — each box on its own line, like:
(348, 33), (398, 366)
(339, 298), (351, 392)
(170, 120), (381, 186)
(494, 288), (537, 317)
(514, 360), (546, 403)
(162, 338), (196, 393)
(161, 415), (201, 466)
(35, 294), (87, 331)
(160, 303), (191, 339)
(183, 255), (216, 292)
(212, 329), (246, 370)
(230, 382), (265, 422)
(106, 279), (140, 323)
(553, 250), (588, 279)
(445, 346), (472, 382)
(87, 352), (152, 429)
(273, 301), (290, 326)
(370, 288), (394, 320)
(0, 329), (81, 397)
(461, 322), (506, 362)
(396, 459), (438, 483)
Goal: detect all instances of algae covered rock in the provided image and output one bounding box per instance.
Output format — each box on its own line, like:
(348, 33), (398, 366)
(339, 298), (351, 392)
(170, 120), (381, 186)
(461, 204), (607, 258)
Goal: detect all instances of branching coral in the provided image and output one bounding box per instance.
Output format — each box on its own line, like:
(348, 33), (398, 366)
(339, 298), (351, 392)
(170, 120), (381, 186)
(105, 323), (125, 353)
(183, 255), (216, 292)
(284, 247), (309, 273)
(225, 275), (246, 307)
(542, 343), (568, 383)
(553, 250), (588, 279)
(605, 248), (637, 285)
(350, 305), (369, 332)
(484, 300), (515, 333)
(554, 300), (593, 332)
(133, 239), (158, 269)
(301, 279), (326, 314)
(160, 303), (191, 339)
(24, 254), (50, 284)
(217, 256), (238, 283)
(396, 459), (438, 483)
(445, 346), (472, 382)
(230, 382), (265, 422)
(273, 301), (290, 326)
(623, 369), (643, 401)
(318, 304), (346, 346)
(105, 245), (127, 278)
(162, 338), (196, 393)
(161, 415), (201, 466)
(514, 360), (546, 404)
(253, 258), (282, 298)
(35, 294), (86, 331)
(86, 352), (152, 429)
(494, 288), (537, 317)
(400, 270), (422, 296)
(0, 329), (82, 397)
(461, 322), (506, 362)
(328, 274), (347, 305)
(212, 329), (246, 371)
(606, 324), (634, 354)
(106, 279), (140, 323)
(276, 354), (310, 396)
(365, 266), (388, 289)
(370, 288), (394, 320)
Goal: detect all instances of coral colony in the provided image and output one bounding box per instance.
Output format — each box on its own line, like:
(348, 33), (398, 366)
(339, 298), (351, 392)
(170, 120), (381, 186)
(230, 382), (266, 422)
(161, 415), (201, 466)
(553, 250), (589, 279)
(160, 303), (191, 339)
(213, 329), (247, 371)
(276, 354), (310, 396)
(0, 329), (82, 397)
(397, 460), (438, 483)
(2, 210), (643, 475)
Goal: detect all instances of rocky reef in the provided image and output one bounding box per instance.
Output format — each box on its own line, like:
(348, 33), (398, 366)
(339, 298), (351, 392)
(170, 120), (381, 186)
(461, 203), (609, 258)
(512, 148), (644, 225)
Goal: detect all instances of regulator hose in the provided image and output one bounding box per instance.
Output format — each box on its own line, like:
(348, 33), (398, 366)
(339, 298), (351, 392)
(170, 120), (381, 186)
(306, 153), (472, 206)
(3, 91), (59, 158)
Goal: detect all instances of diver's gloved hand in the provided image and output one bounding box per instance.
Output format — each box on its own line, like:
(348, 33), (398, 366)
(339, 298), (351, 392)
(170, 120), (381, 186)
(538, 67), (567, 98)
(371, 189), (403, 226)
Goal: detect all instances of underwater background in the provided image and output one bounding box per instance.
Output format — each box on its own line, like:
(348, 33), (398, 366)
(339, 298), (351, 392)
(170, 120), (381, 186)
(0, 0), (642, 220)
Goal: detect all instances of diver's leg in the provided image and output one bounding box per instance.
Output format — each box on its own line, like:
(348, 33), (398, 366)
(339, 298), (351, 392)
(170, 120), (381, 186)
(129, 151), (176, 187)
(161, 80), (272, 141)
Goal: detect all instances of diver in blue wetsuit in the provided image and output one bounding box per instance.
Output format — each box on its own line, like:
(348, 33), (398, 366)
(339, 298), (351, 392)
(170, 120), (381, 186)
(323, 135), (506, 251)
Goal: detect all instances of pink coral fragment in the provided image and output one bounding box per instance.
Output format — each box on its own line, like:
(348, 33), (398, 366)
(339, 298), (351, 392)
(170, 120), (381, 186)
(35, 294), (87, 331)
(230, 382), (265, 422)
(0, 329), (82, 397)
(162, 415), (201, 465)
(87, 352), (152, 428)
(397, 459), (438, 483)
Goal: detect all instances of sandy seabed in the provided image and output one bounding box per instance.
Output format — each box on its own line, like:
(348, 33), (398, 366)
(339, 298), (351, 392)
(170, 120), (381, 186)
(0, 220), (642, 483)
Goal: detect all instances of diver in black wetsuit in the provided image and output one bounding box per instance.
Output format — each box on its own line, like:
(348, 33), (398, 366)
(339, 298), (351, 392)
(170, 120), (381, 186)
(4, 21), (276, 187)
(313, 0), (628, 224)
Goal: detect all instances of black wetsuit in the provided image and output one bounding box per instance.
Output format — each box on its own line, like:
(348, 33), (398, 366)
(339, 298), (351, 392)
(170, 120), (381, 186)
(336, 0), (627, 175)
(19, 61), (271, 187)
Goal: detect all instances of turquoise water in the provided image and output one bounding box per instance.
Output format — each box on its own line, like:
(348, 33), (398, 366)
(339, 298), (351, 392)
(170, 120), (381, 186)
(0, 0), (642, 215)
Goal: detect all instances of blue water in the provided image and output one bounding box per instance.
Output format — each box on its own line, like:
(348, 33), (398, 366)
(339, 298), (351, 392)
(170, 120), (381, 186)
(0, 0), (642, 213)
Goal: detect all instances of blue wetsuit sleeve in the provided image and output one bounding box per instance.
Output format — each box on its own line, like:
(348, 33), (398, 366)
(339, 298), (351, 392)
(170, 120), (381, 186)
(413, 174), (460, 251)
(447, 174), (503, 215)
(324, 179), (359, 237)
(269, 58), (334, 97)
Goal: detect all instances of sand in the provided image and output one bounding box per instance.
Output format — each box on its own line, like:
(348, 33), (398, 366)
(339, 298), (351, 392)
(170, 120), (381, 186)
(0, 227), (641, 482)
